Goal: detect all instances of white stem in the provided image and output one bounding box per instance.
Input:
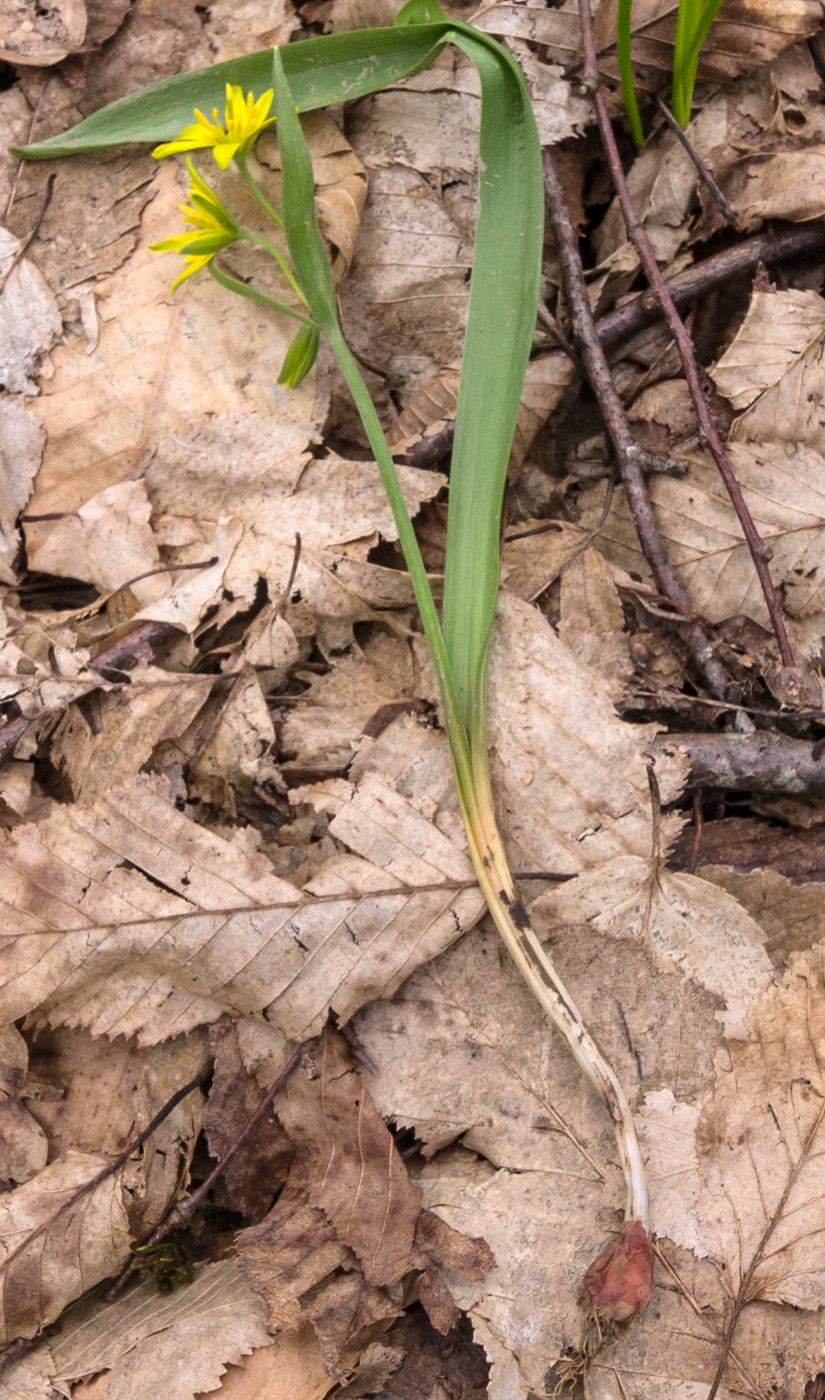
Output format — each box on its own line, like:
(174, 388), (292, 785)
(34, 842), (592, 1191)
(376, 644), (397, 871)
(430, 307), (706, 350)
(459, 773), (649, 1228)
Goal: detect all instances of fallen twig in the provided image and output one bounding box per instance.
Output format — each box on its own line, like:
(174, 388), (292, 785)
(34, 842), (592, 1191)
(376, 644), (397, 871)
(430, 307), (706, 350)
(105, 1043), (303, 1301)
(651, 94), (736, 226)
(542, 149), (728, 699)
(596, 223), (825, 351)
(651, 731), (825, 797)
(576, 0), (795, 668)
(400, 222), (825, 471)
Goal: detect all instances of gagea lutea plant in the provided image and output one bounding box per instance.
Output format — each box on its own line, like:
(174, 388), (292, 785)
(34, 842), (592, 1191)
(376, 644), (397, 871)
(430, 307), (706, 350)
(18, 6), (653, 1325)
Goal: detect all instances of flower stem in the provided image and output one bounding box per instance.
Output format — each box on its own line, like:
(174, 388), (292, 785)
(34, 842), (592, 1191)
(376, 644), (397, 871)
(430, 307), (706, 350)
(236, 152), (285, 227)
(240, 229), (308, 304)
(208, 260), (316, 326)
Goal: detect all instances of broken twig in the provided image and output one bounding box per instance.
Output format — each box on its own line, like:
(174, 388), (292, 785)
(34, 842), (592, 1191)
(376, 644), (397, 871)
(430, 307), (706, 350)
(542, 148), (728, 699)
(577, 0), (795, 669)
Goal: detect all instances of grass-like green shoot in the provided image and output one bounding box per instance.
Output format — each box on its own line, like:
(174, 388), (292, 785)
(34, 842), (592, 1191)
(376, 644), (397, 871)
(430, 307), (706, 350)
(617, 0), (725, 145)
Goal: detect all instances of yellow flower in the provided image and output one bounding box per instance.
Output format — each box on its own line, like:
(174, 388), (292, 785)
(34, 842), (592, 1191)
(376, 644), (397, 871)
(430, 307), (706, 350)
(152, 84), (275, 169)
(149, 158), (239, 291)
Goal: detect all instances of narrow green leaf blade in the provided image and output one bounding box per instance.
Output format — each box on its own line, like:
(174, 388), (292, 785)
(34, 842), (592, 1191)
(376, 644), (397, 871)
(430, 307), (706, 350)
(14, 26), (450, 158)
(440, 25), (543, 732)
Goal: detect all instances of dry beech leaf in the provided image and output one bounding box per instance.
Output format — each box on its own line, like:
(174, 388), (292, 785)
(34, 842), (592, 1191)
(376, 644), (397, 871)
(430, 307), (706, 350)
(0, 399), (44, 586)
(386, 354), (575, 475)
(486, 592), (679, 870)
(202, 1326), (331, 1400)
(725, 145), (825, 229)
(533, 856), (774, 1037)
(27, 1026), (209, 1239)
(0, 1349), (55, 1400)
(558, 547), (633, 692)
(0, 0), (131, 65)
(138, 413), (444, 650)
(500, 520), (587, 602)
(648, 947), (825, 1314)
(353, 897), (730, 1395)
(187, 666), (279, 814)
(0, 1024), (47, 1187)
(49, 665), (211, 803)
(695, 862), (825, 965)
(237, 1167), (403, 1374)
(277, 1027), (422, 1289)
(23, 162), (317, 562)
(0, 0), (87, 66)
(31, 479), (165, 605)
(712, 287), (825, 413)
(0, 771), (482, 1045)
(203, 1018), (292, 1217)
(0, 229), (62, 397)
(281, 629), (421, 771)
(238, 1027), (489, 1372)
(300, 591), (682, 881)
(0, 1150), (131, 1343)
(49, 1259), (271, 1399)
(579, 439), (825, 627)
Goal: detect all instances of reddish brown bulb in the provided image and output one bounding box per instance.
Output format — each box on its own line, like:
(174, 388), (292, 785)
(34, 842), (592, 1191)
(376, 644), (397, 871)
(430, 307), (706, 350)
(582, 1220), (653, 1323)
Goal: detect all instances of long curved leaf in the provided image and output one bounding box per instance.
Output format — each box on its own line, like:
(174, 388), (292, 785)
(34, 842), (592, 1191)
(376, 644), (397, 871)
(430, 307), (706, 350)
(14, 27), (450, 158)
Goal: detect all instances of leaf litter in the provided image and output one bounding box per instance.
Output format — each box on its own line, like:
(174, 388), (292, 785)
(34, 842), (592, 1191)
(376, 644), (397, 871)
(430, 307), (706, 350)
(4, 0), (825, 1397)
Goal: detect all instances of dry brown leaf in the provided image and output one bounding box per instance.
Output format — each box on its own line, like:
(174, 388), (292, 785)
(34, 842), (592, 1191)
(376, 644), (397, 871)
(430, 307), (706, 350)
(579, 439), (825, 627)
(238, 1026), (490, 1373)
(187, 667), (279, 813)
(281, 630), (420, 770)
(26, 1025), (208, 1237)
(534, 856), (774, 1037)
(0, 1349), (55, 1400)
(204, 0), (297, 63)
(48, 667), (210, 803)
(500, 520), (588, 602)
(49, 1259), (271, 1399)
(712, 287), (825, 414)
(695, 862), (825, 965)
(386, 353), (575, 475)
(0, 230), (62, 397)
(487, 592), (677, 870)
(0, 1025), (47, 1187)
(352, 908), (727, 1395)
(558, 547), (633, 692)
(0, 1150), (131, 1343)
(203, 1018), (292, 1217)
(648, 946), (825, 1315)
(138, 414), (444, 650)
(0, 771), (482, 1045)
(0, 399), (44, 585)
(0, 0), (88, 65)
(237, 1180), (350, 1335)
(726, 145), (825, 228)
(198, 1326), (331, 1400)
(474, 0), (580, 66)
(279, 1027), (422, 1288)
(23, 161), (317, 555)
(238, 1178), (403, 1376)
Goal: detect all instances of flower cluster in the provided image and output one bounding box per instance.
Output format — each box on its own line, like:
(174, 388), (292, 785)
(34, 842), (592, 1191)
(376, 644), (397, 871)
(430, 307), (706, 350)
(152, 84), (275, 168)
(149, 158), (239, 290)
